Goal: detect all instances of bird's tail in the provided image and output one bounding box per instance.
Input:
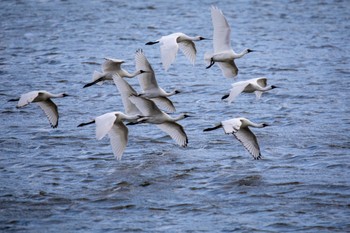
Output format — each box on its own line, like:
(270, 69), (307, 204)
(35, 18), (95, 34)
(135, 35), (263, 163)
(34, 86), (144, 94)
(203, 123), (222, 132)
(204, 52), (213, 66)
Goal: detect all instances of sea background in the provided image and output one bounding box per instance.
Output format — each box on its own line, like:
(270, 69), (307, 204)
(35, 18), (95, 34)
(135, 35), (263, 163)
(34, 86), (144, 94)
(1, 0), (349, 232)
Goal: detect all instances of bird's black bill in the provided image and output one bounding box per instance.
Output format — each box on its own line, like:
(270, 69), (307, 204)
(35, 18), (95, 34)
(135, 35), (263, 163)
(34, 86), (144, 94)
(221, 94), (229, 100)
(8, 98), (20, 102)
(145, 41), (159, 45)
(83, 77), (104, 88)
(203, 124), (222, 132)
(77, 120), (95, 127)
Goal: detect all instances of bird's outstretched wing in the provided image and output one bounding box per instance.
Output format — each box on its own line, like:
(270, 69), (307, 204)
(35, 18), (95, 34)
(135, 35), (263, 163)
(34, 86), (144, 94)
(217, 60), (238, 78)
(157, 122), (188, 147)
(221, 118), (241, 134)
(160, 35), (179, 71)
(135, 49), (159, 91)
(129, 95), (162, 116)
(211, 6), (231, 52)
(108, 122), (128, 160)
(233, 127), (261, 160)
(37, 99), (59, 128)
(17, 91), (40, 108)
(112, 74), (141, 116)
(178, 40), (196, 65)
(226, 82), (250, 103)
(151, 97), (176, 113)
(95, 112), (116, 140)
(102, 58), (124, 73)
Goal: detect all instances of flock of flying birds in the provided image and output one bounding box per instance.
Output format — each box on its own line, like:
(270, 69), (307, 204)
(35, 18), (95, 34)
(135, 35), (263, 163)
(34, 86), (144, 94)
(10, 6), (277, 160)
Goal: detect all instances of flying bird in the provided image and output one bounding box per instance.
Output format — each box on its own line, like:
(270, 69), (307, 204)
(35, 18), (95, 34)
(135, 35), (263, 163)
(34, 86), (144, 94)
(146, 32), (206, 71)
(204, 6), (255, 78)
(77, 111), (140, 160)
(222, 77), (277, 103)
(9, 90), (69, 128)
(129, 95), (189, 147)
(203, 117), (268, 159)
(83, 57), (147, 88)
(135, 49), (179, 112)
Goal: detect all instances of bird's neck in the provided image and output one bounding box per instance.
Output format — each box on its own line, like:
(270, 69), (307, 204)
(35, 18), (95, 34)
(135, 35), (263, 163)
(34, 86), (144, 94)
(51, 93), (66, 98)
(173, 114), (186, 121)
(236, 50), (249, 58)
(120, 69), (140, 78)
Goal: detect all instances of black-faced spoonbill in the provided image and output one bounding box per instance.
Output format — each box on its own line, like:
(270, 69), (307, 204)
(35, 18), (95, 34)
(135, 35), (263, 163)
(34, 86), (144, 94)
(83, 57), (147, 88)
(205, 6), (255, 78)
(129, 95), (190, 147)
(135, 49), (179, 113)
(146, 32), (207, 71)
(203, 117), (269, 159)
(9, 90), (69, 128)
(77, 111), (141, 160)
(222, 77), (277, 103)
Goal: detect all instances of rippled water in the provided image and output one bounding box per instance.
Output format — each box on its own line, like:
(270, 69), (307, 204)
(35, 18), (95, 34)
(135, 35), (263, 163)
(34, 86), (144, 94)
(1, 0), (349, 232)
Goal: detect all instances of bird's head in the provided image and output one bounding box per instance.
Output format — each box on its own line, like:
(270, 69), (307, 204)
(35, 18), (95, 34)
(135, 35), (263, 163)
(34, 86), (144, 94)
(183, 113), (192, 118)
(62, 93), (70, 97)
(262, 123), (270, 127)
(271, 85), (278, 89)
(246, 49), (256, 53)
(174, 90), (181, 94)
(139, 70), (150, 74)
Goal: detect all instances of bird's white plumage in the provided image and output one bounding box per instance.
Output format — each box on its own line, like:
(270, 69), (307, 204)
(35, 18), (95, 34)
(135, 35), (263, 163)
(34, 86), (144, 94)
(86, 111), (136, 160)
(36, 100), (59, 128)
(16, 90), (66, 128)
(112, 74), (142, 117)
(221, 118), (241, 134)
(149, 32), (203, 71)
(205, 117), (266, 159)
(211, 6), (231, 52)
(135, 49), (158, 92)
(233, 126), (261, 160)
(129, 95), (188, 147)
(135, 49), (177, 112)
(206, 6), (252, 78)
(108, 123), (128, 160)
(156, 122), (188, 147)
(95, 112), (117, 140)
(225, 77), (274, 103)
(102, 58), (124, 73)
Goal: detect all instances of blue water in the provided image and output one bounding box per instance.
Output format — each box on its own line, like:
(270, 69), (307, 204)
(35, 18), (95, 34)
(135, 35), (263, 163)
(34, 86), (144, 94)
(1, 0), (349, 232)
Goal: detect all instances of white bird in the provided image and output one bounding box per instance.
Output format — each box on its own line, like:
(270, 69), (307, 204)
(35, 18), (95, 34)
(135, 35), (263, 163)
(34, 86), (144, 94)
(146, 32), (206, 71)
(77, 111), (140, 160)
(9, 90), (69, 128)
(205, 6), (254, 78)
(222, 77), (277, 103)
(111, 74), (142, 118)
(83, 57), (147, 88)
(129, 95), (189, 147)
(135, 49), (179, 112)
(203, 117), (268, 159)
